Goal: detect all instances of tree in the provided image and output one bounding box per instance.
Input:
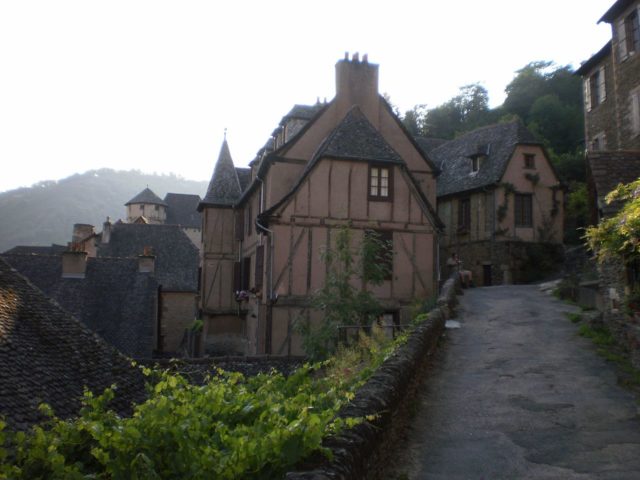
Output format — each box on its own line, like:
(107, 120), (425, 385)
(586, 178), (640, 262)
(297, 227), (391, 360)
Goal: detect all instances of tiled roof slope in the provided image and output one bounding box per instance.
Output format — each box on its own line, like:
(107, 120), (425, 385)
(2, 244), (67, 255)
(414, 136), (449, 156)
(0, 258), (147, 431)
(125, 187), (168, 207)
(98, 223), (198, 292)
(2, 254), (158, 358)
(164, 193), (202, 228)
(430, 120), (540, 197)
(199, 140), (241, 209)
(315, 106), (403, 163)
(283, 103), (325, 121)
(236, 168), (251, 192)
(587, 151), (640, 216)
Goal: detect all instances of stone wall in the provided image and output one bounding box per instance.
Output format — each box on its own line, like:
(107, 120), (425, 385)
(284, 274), (459, 479)
(442, 241), (564, 286)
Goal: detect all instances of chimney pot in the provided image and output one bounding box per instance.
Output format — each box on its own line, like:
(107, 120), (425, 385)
(363, 53), (368, 63)
(344, 51), (349, 60)
(352, 52), (359, 62)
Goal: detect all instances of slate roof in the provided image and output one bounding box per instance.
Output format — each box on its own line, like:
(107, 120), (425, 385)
(0, 257), (147, 431)
(236, 168), (251, 192)
(599, 0), (635, 23)
(164, 193), (202, 229)
(125, 187), (168, 207)
(429, 120), (541, 197)
(587, 151), (640, 216)
(97, 223), (199, 292)
(314, 106), (403, 163)
(2, 254), (158, 358)
(282, 103), (325, 122)
(414, 136), (449, 156)
(199, 139), (242, 209)
(2, 244), (67, 255)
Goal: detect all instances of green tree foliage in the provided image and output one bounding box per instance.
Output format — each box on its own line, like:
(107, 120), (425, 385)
(0, 365), (362, 479)
(586, 178), (640, 262)
(565, 182), (589, 245)
(298, 227), (391, 361)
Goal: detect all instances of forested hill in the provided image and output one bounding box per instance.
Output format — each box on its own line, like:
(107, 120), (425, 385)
(0, 169), (209, 252)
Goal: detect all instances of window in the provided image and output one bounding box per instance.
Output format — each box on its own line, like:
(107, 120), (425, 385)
(139, 205), (144, 213)
(154, 205), (159, 211)
(585, 66), (606, 110)
(591, 132), (606, 151)
(515, 194), (533, 227)
(471, 156), (480, 173)
(364, 230), (393, 281)
(524, 154), (536, 169)
(618, 9), (640, 60)
(457, 197), (471, 232)
(369, 165), (392, 200)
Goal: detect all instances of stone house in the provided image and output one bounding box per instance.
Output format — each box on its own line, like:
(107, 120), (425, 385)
(576, 0), (640, 367)
(125, 187), (203, 251)
(1, 251), (158, 358)
(0, 257), (146, 431)
(199, 54), (443, 356)
(417, 121), (565, 286)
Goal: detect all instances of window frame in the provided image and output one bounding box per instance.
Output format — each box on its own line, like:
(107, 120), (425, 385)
(514, 193), (533, 228)
(524, 153), (536, 169)
(368, 164), (393, 202)
(457, 197), (471, 233)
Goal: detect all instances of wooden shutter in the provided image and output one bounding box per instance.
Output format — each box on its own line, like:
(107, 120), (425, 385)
(255, 245), (265, 289)
(618, 19), (628, 60)
(631, 90), (640, 134)
(598, 66), (606, 103)
(233, 261), (241, 292)
(584, 78), (592, 112)
(242, 257), (251, 290)
(235, 210), (244, 241)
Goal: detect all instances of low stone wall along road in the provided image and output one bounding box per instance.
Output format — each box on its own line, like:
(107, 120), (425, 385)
(386, 285), (640, 480)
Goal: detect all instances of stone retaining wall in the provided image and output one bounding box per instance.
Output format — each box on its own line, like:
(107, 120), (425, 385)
(285, 275), (460, 479)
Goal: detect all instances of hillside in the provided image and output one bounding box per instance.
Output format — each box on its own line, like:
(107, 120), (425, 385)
(0, 169), (209, 252)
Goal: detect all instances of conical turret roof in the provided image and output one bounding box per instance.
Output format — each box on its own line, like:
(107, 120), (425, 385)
(199, 139), (242, 210)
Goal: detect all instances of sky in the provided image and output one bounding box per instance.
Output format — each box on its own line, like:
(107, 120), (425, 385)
(0, 0), (614, 193)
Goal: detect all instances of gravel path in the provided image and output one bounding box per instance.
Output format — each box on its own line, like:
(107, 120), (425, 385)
(385, 285), (640, 480)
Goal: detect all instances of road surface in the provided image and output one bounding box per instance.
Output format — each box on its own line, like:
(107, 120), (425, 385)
(385, 285), (640, 480)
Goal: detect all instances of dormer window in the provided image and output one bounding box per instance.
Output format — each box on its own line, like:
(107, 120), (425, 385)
(619, 8), (640, 60)
(471, 156), (480, 173)
(524, 154), (536, 169)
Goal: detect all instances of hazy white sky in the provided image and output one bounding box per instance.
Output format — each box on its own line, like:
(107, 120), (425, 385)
(0, 0), (613, 193)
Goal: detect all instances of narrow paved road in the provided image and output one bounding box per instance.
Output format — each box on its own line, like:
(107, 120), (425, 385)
(386, 285), (640, 480)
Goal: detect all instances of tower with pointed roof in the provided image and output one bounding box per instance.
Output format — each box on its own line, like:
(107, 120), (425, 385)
(125, 187), (168, 224)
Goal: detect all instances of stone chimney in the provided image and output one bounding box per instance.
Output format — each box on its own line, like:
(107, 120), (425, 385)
(138, 246), (155, 273)
(335, 52), (379, 117)
(72, 224), (95, 244)
(62, 249), (88, 279)
(101, 217), (112, 244)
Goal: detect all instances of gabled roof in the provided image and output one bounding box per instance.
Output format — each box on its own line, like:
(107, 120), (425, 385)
(97, 223), (199, 292)
(282, 103), (326, 122)
(164, 193), (202, 228)
(2, 254), (158, 358)
(587, 151), (640, 216)
(599, 0), (636, 23)
(125, 187), (168, 207)
(430, 121), (541, 197)
(414, 136), (450, 156)
(0, 257), (147, 430)
(199, 139), (242, 209)
(575, 42), (612, 76)
(258, 106), (443, 231)
(2, 244), (67, 255)
(314, 106), (403, 163)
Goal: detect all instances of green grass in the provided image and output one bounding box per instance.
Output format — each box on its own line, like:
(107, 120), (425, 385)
(566, 312), (582, 324)
(578, 323), (615, 346)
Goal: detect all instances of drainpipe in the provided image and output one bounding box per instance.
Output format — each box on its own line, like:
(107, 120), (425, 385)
(256, 168), (275, 355)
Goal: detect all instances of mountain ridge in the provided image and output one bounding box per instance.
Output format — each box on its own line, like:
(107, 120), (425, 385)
(0, 169), (209, 252)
